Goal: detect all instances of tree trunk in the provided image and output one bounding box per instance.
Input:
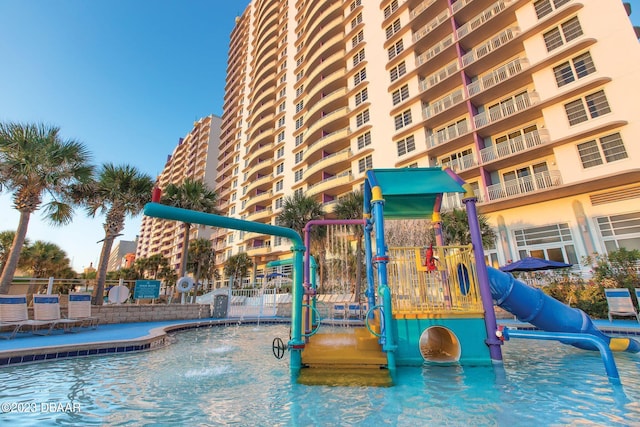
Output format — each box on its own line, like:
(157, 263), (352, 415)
(93, 235), (115, 306)
(179, 222), (191, 278)
(0, 210), (31, 294)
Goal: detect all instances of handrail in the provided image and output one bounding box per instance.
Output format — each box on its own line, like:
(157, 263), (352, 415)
(503, 328), (620, 382)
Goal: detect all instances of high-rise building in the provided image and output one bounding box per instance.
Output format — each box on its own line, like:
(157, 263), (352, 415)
(214, 0), (640, 280)
(137, 115), (221, 272)
(107, 239), (137, 272)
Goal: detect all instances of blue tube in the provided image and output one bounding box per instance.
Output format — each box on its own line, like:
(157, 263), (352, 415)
(487, 266), (640, 353)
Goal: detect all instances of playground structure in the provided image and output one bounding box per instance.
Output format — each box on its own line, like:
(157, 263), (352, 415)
(144, 167), (639, 386)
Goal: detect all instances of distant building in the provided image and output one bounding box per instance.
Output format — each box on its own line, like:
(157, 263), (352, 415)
(107, 240), (137, 272)
(136, 115), (221, 272)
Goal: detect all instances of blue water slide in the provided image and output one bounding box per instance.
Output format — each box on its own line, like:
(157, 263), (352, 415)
(487, 266), (640, 353)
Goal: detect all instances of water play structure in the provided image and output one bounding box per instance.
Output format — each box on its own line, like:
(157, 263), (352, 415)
(143, 167), (638, 385)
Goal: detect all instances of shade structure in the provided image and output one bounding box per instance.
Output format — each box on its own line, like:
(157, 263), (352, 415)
(499, 257), (572, 272)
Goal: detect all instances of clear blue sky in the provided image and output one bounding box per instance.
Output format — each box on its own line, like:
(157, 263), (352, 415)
(0, 1), (639, 273)
(0, 0), (250, 272)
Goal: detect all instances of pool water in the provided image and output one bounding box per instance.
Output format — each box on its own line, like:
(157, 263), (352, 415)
(1, 324), (640, 426)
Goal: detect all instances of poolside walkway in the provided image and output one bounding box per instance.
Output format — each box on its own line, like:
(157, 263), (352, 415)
(0, 316), (638, 367)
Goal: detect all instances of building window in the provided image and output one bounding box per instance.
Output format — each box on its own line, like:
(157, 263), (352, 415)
(355, 88), (368, 106)
(564, 90), (611, 126)
(296, 85), (304, 97)
(394, 110), (412, 130)
(295, 134), (304, 146)
(357, 131), (371, 149)
(295, 100), (304, 113)
(514, 223), (578, 264)
(396, 135), (416, 156)
(351, 12), (363, 29)
(294, 188), (303, 197)
(352, 30), (364, 48)
(553, 52), (596, 87)
(275, 198), (283, 209)
(533, 0), (571, 19)
(277, 117), (285, 128)
(276, 163), (284, 174)
(543, 16), (583, 52)
(356, 109), (370, 127)
(295, 151), (303, 164)
(295, 117), (304, 129)
(388, 40), (404, 60)
(350, 0), (362, 11)
(392, 85), (409, 105)
(390, 61), (406, 82)
(294, 169), (303, 182)
(596, 212), (640, 253)
(278, 102), (286, 112)
(276, 147), (284, 158)
(577, 132), (627, 168)
(358, 155), (373, 173)
(275, 180), (283, 192)
(352, 49), (365, 67)
(385, 19), (401, 40)
(277, 131), (285, 142)
(383, 0), (399, 19)
(354, 68), (367, 85)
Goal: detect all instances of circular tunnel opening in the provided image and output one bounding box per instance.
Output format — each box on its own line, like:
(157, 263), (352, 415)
(419, 326), (461, 363)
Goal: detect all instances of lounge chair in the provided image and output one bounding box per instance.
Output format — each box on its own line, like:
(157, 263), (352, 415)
(604, 288), (640, 323)
(0, 294), (55, 339)
(67, 293), (99, 328)
(33, 294), (79, 333)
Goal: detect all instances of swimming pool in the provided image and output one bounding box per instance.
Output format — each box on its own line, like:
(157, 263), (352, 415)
(1, 324), (639, 426)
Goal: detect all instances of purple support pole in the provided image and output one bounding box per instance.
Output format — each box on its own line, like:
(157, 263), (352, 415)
(464, 197), (503, 362)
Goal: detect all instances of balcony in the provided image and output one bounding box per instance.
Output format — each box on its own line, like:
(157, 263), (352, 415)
(306, 87), (347, 120)
(422, 88), (465, 120)
(305, 127), (351, 154)
(306, 171), (352, 197)
(467, 57), (529, 97)
(244, 158), (273, 179)
(440, 152), (477, 173)
(456, 0), (513, 40)
(486, 170), (562, 201)
(412, 9), (450, 44)
(461, 27), (520, 68)
(452, 0), (474, 14)
(419, 59), (460, 93)
(473, 90), (539, 129)
(243, 190), (273, 206)
(246, 207), (273, 222)
(416, 34), (455, 67)
(479, 128), (550, 164)
(305, 148), (352, 178)
(410, 0), (438, 19)
(247, 244), (272, 257)
(304, 107), (349, 138)
(245, 174), (273, 195)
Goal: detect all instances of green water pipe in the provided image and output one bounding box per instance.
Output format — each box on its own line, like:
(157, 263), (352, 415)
(143, 202), (306, 371)
(267, 257), (318, 331)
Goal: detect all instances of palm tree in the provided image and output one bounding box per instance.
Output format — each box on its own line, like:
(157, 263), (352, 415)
(187, 238), (215, 293)
(160, 178), (218, 279)
(224, 252), (252, 288)
(77, 163), (153, 305)
(0, 122), (93, 294)
(441, 208), (496, 247)
(0, 231), (30, 276)
(334, 191), (365, 301)
(276, 192), (325, 287)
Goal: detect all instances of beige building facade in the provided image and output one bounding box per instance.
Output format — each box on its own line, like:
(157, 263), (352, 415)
(137, 115), (222, 273)
(214, 0), (640, 280)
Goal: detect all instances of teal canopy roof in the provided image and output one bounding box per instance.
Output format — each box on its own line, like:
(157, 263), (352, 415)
(365, 168), (466, 219)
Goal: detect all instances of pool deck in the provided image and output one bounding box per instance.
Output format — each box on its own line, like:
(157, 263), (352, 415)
(0, 316), (638, 367)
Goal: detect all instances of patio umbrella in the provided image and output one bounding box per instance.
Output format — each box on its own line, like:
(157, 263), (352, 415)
(499, 256), (572, 272)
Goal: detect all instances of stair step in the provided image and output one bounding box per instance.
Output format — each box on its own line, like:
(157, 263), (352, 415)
(297, 367), (393, 387)
(302, 330), (387, 368)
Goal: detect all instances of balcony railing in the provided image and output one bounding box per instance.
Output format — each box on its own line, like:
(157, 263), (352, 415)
(456, 0), (512, 40)
(416, 34), (455, 66)
(467, 57), (529, 97)
(473, 90), (539, 128)
(440, 152), (477, 172)
(486, 170), (562, 201)
(427, 119), (470, 148)
(412, 9), (450, 43)
(452, 0), (475, 14)
(422, 88), (465, 119)
(461, 27), (520, 68)
(479, 128), (550, 163)
(410, 0), (437, 19)
(419, 59), (460, 92)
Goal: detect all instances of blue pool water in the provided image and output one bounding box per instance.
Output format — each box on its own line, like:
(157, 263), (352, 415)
(1, 324), (640, 426)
